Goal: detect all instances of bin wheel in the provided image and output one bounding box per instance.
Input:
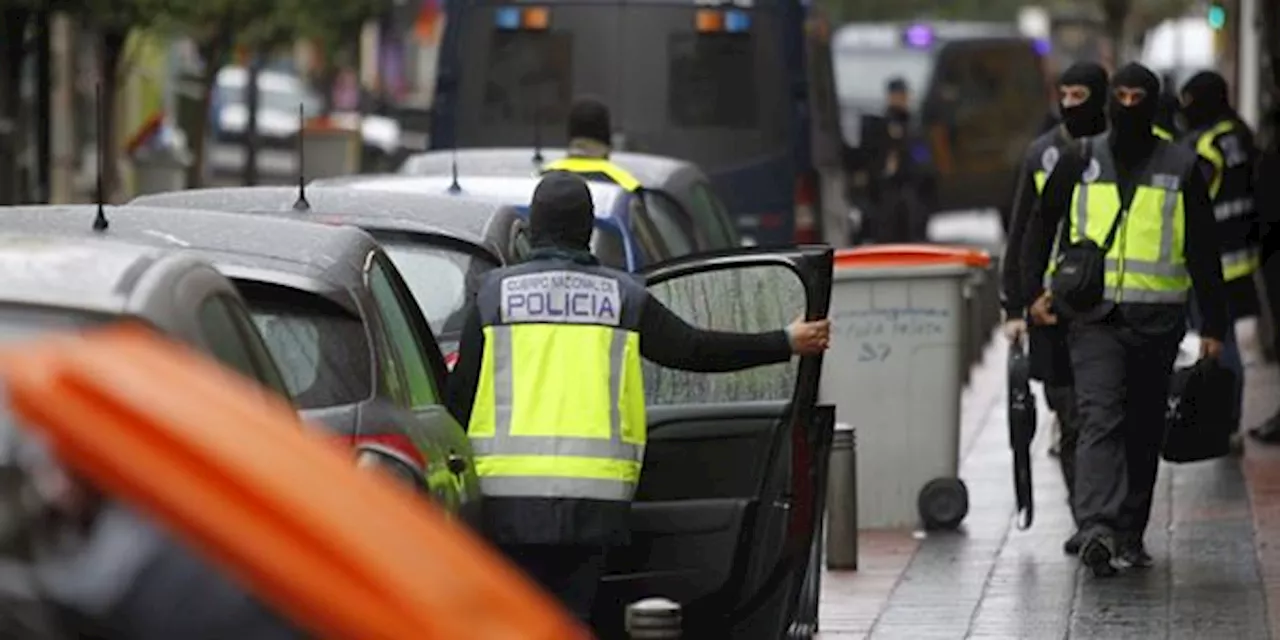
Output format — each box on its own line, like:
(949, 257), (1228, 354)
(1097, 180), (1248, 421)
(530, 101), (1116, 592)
(918, 477), (969, 530)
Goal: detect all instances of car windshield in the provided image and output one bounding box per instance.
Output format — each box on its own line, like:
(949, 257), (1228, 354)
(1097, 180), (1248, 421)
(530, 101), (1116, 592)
(832, 49), (932, 109)
(0, 305), (109, 342)
(235, 283), (372, 410)
(379, 242), (497, 341)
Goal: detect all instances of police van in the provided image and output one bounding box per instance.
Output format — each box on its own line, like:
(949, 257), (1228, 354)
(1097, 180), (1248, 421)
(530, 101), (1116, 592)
(834, 21), (1048, 230)
(428, 0), (845, 247)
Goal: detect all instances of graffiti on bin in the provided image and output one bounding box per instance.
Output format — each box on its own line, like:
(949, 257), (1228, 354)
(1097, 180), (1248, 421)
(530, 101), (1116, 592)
(831, 307), (950, 363)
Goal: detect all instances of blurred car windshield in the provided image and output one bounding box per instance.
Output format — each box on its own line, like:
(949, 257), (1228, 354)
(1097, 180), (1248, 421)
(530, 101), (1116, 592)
(235, 282), (372, 410)
(379, 242), (497, 342)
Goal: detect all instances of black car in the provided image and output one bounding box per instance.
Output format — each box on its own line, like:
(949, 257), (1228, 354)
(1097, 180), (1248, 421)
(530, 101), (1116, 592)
(137, 185), (839, 636)
(0, 205), (480, 519)
(131, 186), (521, 363)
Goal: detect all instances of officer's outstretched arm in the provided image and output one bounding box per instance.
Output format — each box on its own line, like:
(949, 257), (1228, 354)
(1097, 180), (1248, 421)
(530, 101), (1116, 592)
(637, 294), (792, 373)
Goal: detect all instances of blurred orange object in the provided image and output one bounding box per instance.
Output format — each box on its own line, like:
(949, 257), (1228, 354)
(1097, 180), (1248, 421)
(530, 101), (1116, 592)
(0, 323), (591, 640)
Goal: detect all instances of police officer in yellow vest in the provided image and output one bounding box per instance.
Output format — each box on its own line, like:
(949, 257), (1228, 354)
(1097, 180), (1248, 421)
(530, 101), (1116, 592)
(1001, 61), (1109, 557)
(1178, 71), (1258, 448)
(445, 171), (830, 623)
(1022, 63), (1228, 578)
(541, 97), (644, 192)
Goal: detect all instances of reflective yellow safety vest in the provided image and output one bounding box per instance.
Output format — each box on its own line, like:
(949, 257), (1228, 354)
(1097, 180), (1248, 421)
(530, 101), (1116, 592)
(467, 260), (647, 503)
(542, 157), (642, 192)
(1153, 125), (1174, 141)
(1190, 119), (1259, 281)
(1061, 136), (1198, 303)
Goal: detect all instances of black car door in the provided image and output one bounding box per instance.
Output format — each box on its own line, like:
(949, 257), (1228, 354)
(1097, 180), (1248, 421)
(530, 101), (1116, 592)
(593, 246), (835, 640)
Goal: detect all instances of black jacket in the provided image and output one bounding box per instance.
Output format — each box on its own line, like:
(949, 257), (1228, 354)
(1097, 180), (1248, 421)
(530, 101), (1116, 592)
(1020, 138), (1229, 341)
(445, 253), (794, 545)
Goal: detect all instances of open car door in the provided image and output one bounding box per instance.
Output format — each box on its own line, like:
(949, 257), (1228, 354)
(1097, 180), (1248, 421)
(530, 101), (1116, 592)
(593, 246), (836, 639)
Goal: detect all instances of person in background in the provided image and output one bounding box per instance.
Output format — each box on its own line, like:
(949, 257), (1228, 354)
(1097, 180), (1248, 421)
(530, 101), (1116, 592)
(1178, 70), (1259, 449)
(541, 96), (644, 192)
(445, 172), (830, 626)
(873, 77), (929, 242)
(1001, 61), (1110, 557)
(1021, 63), (1227, 578)
(1248, 100), (1280, 441)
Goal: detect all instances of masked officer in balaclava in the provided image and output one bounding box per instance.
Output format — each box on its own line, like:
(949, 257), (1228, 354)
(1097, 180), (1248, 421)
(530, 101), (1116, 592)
(445, 171), (830, 626)
(1001, 61), (1109, 556)
(1178, 71), (1258, 450)
(1021, 62), (1228, 577)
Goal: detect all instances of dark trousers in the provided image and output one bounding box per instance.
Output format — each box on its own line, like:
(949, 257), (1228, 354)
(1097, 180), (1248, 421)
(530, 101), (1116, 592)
(1069, 319), (1182, 537)
(501, 544), (606, 625)
(1045, 384), (1080, 523)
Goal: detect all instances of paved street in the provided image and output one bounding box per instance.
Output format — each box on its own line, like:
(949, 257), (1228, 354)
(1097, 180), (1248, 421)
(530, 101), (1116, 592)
(818, 320), (1280, 639)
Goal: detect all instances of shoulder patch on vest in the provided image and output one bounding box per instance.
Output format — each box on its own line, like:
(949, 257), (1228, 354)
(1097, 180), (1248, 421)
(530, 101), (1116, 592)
(1082, 158), (1101, 183)
(1040, 146), (1060, 174)
(501, 271), (622, 326)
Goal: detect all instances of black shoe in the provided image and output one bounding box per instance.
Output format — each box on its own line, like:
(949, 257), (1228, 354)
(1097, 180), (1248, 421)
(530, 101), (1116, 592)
(1249, 413), (1280, 443)
(1079, 534), (1117, 578)
(1116, 539), (1153, 569)
(1063, 530), (1084, 555)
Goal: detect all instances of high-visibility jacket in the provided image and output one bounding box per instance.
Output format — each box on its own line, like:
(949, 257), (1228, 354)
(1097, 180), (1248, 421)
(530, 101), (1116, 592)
(542, 157), (642, 192)
(1181, 119), (1259, 282)
(1154, 125), (1174, 141)
(1061, 135), (1199, 304)
(467, 259), (648, 543)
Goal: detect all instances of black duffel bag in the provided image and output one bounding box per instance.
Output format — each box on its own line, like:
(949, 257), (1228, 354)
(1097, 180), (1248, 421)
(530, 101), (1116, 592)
(1162, 357), (1239, 463)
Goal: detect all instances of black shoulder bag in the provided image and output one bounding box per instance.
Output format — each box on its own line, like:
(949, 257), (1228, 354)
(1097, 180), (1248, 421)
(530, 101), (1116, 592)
(1049, 144), (1129, 316)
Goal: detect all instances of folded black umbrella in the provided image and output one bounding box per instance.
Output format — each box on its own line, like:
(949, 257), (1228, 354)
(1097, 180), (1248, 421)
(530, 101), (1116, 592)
(1007, 334), (1036, 529)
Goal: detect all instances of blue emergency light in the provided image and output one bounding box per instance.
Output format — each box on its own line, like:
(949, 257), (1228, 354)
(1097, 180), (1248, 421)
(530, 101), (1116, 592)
(1033, 38), (1050, 56)
(903, 24), (933, 48)
(495, 7), (520, 29)
(724, 10), (751, 33)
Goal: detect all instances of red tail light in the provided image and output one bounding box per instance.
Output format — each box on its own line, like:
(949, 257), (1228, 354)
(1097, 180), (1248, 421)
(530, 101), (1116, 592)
(352, 433), (426, 469)
(792, 174), (820, 243)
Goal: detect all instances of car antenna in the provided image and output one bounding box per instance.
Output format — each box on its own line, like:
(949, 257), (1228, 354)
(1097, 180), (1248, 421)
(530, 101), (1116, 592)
(291, 103), (311, 211)
(532, 105), (544, 164)
(447, 145), (462, 194)
(92, 82), (108, 232)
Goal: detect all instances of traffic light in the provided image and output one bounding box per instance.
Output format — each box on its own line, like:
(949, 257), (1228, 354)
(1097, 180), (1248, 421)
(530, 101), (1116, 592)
(1208, 2), (1226, 30)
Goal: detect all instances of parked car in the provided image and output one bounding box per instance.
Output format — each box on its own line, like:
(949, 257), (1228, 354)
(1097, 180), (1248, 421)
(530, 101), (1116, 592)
(132, 186), (518, 361)
(395, 147), (743, 250)
(211, 66), (402, 157)
(131, 186), (838, 635)
(0, 205), (480, 519)
(313, 173), (666, 271)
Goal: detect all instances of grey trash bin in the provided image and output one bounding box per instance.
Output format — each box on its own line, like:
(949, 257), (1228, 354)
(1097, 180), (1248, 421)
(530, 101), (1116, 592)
(132, 147), (190, 196)
(820, 246), (988, 530)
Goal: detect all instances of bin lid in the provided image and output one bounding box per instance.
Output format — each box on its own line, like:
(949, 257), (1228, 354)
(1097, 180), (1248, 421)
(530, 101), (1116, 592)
(834, 245), (991, 270)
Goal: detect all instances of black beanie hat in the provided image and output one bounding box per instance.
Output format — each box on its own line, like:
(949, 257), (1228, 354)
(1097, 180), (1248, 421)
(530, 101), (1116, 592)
(567, 97), (612, 145)
(529, 171), (595, 250)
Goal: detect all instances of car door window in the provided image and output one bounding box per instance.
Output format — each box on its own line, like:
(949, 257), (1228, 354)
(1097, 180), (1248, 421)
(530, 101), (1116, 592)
(223, 296), (292, 401)
(197, 294), (274, 387)
(642, 264), (804, 405)
(512, 225), (533, 262)
(641, 190), (697, 257)
(627, 195), (670, 263)
(591, 224), (629, 270)
(688, 181), (738, 248)
(368, 256), (442, 409)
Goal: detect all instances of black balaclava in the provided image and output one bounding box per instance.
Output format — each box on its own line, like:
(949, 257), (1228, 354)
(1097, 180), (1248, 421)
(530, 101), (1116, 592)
(528, 171), (595, 250)
(885, 77), (910, 123)
(567, 97), (612, 146)
(1058, 62), (1109, 138)
(1107, 63), (1161, 166)
(1180, 71), (1231, 131)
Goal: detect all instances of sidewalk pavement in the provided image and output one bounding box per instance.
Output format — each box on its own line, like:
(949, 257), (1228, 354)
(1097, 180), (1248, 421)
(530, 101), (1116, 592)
(818, 320), (1280, 640)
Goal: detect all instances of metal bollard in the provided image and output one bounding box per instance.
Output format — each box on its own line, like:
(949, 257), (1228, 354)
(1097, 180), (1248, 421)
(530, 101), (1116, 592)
(825, 422), (858, 570)
(626, 597), (682, 639)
